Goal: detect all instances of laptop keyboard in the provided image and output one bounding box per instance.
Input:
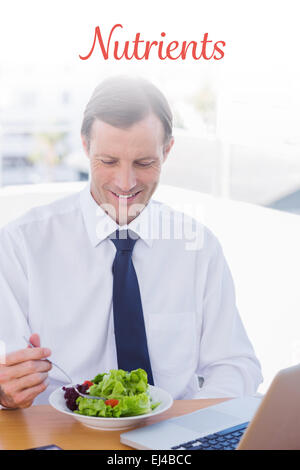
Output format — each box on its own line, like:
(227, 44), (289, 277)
(171, 421), (249, 450)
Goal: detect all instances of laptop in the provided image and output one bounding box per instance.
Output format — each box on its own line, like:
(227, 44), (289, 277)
(120, 364), (300, 450)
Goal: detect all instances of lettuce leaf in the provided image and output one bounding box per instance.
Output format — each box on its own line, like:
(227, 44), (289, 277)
(88, 368), (148, 398)
(74, 368), (159, 418)
(75, 392), (152, 417)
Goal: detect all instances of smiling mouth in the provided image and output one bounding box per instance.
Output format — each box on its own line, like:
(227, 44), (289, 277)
(110, 190), (142, 201)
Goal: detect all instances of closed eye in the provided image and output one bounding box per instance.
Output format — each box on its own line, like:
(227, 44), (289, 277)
(135, 161), (155, 167)
(101, 160), (116, 165)
(101, 160), (154, 167)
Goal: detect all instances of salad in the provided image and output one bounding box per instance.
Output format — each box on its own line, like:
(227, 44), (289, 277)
(62, 368), (160, 418)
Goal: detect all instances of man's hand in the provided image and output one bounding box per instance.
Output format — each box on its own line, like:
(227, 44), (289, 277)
(0, 333), (52, 409)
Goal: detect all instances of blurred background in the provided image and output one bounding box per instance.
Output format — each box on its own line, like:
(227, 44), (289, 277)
(0, 0), (299, 213)
(1, 0), (300, 393)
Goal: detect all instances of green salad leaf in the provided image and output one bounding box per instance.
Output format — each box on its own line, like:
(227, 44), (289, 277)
(88, 368), (148, 398)
(74, 368), (161, 418)
(75, 392), (151, 417)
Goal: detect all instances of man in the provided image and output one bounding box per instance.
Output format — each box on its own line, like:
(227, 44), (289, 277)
(0, 76), (263, 409)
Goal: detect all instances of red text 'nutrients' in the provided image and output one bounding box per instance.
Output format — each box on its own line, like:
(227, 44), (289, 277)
(79, 25), (226, 61)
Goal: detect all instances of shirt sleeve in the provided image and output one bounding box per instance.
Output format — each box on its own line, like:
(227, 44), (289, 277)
(0, 226), (31, 355)
(193, 231), (263, 398)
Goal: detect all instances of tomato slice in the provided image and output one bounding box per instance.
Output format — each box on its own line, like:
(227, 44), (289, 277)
(83, 380), (94, 387)
(105, 399), (119, 407)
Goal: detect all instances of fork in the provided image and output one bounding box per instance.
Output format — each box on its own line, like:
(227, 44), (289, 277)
(23, 337), (106, 401)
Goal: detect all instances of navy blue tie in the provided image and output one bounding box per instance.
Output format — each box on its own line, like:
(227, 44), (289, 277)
(110, 229), (154, 385)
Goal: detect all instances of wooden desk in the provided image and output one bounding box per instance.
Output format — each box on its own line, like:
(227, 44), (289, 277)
(0, 398), (228, 450)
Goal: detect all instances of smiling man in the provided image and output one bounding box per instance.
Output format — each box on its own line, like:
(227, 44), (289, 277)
(0, 76), (263, 409)
(83, 110), (173, 226)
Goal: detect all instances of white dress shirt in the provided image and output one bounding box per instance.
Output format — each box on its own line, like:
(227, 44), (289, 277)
(0, 184), (263, 405)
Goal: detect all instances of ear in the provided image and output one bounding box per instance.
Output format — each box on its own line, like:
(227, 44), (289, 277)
(81, 134), (90, 159)
(163, 136), (174, 163)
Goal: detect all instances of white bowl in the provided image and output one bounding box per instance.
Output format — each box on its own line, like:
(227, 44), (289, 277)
(49, 384), (173, 430)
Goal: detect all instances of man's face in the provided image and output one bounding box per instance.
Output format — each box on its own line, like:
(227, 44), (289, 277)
(82, 113), (174, 225)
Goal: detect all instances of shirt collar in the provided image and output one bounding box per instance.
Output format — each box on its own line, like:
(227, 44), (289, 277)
(79, 183), (155, 248)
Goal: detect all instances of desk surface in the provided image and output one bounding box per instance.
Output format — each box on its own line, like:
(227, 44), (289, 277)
(0, 398), (228, 450)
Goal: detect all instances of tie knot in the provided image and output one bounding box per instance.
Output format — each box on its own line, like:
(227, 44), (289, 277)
(109, 229), (138, 253)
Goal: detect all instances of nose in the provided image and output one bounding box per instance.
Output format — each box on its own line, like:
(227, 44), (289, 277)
(114, 164), (137, 193)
